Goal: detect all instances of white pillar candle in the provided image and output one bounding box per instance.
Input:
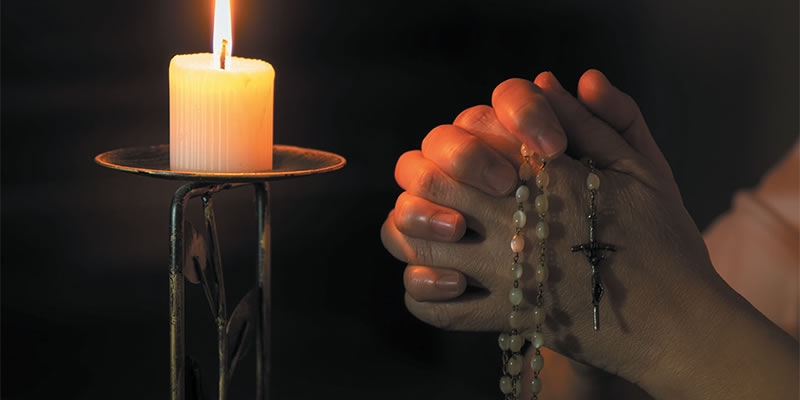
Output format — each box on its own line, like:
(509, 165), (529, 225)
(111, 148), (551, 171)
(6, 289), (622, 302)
(169, 0), (274, 172)
(169, 54), (274, 172)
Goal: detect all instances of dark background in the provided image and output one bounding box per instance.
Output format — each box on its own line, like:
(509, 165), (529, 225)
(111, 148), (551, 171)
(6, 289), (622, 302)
(2, 0), (797, 398)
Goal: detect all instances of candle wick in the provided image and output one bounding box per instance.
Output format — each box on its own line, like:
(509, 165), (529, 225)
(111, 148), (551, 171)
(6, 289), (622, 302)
(220, 39), (228, 70)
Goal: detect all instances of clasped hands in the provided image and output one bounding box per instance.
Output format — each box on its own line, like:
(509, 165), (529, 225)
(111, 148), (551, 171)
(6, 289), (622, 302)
(380, 70), (754, 398)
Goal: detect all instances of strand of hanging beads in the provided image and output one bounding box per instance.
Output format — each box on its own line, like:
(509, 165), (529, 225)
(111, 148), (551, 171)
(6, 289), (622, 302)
(529, 150), (550, 398)
(498, 144), (546, 399)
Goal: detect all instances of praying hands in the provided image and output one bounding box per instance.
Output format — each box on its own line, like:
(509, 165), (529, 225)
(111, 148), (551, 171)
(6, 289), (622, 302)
(380, 70), (799, 399)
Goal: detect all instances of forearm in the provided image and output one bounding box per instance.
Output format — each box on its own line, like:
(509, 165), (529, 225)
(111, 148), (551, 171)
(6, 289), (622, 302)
(642, 278), (799, 399)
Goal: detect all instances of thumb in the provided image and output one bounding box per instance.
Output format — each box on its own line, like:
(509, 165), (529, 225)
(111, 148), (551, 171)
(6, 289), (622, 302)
(491, 78), (568, 159)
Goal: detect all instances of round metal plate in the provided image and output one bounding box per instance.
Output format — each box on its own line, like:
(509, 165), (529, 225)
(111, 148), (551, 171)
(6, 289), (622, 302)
(95, 144), (346, 182)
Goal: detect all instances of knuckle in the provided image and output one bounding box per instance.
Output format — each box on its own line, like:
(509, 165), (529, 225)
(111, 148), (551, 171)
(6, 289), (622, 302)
(507, 96), (549, 129)
(402, 266), (417, 290)
(395, 150), (421, 184)
(491, 79), (516, 105)
(430, 306), (456, 330)
(449, 135), (484, 178)
(493, 78), (540, 106)
(607, 156), (651, 182)
(405, 284), (429, 304)
(393, 193), (414, 232)
(380, 212), (410, 264)
(609, 157), (639, 172)
(379, 215), (397, 256)
(428, 123), (453, 137)
(422, 124), (454, 152)
(411, 236), (434, 265)
(454, 105), (495, 128)
(380, 213), (391, 239)
(415, 166), (440, 198)
(379, 213), (396, 249)
(403, 267), (430, 302)
(398, 149), (420, 160)
(493, 78), (525, 98)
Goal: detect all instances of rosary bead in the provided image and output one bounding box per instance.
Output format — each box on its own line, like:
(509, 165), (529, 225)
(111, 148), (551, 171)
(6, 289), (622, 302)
(510, 234), (525, 252)
(506, 354), (523, 376)
(508, 311), (521, 328)
(533, 153), (547, 166)
(513, 210), (527, 228)
(499, 376), (513, 394)
(535, 264), (548, 283)
(509, 288), (523, 305)
(535, 169), (550, 189)
(534, 194), (549, 214)
(535, 221), (549, 240)
(530, 354), (544, 372)
(515, 185), (530, 203)
(531, 332), (544, 349)
(532, 306), (545, 325)
(519, 162), (534, 181)
(509, 335), (523, 352)
(513, 382), (521, 397)
(587, 172), (600, 190)
(530, 377), (542, 393)
(520, 144), (534, 157)
(498, 333), (510, 351)
(510, 263), (523, 279)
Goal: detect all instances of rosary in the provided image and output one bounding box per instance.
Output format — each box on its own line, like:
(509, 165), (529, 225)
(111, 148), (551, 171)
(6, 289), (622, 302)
(498, 152), (615, 398)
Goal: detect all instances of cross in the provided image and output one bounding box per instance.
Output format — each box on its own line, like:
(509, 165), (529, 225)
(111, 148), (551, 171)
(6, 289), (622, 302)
(571, 210), (616, 331)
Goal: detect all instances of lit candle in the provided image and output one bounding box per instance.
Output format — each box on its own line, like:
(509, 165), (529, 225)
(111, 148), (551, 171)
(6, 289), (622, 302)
(169, 0), (275, 172)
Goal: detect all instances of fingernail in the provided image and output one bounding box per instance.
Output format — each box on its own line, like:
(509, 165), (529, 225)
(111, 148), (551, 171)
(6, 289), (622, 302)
(430, 213), (458, 238)
(535, 129), (566, 157)
(520, 110), (567, 158)
(436, 271), (461, 292)
(483, 163), (516, 195)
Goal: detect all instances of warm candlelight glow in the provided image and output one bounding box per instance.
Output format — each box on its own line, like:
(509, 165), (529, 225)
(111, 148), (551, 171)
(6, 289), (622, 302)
(170, 0), (274, 172)
(213, 0), (233, 70)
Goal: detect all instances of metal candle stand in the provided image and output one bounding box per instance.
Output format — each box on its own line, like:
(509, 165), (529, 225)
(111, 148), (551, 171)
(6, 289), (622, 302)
(96, 145), (346, 400)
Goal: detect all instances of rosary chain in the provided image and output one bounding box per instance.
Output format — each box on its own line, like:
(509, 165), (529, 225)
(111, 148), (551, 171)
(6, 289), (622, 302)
(499, 149), (549, 399)
(531, 159), (547, 400)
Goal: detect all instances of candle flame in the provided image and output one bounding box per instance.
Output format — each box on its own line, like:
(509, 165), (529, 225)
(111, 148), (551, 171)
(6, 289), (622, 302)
(213, 0), (233, 70)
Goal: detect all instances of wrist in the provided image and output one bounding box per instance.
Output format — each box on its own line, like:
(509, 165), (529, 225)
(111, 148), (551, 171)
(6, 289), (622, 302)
(639, 273), (799, 399)
(636, 271), (732, 398)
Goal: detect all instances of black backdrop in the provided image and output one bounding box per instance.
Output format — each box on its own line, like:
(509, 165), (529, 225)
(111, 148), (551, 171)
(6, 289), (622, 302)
(2, 0), (797, 398)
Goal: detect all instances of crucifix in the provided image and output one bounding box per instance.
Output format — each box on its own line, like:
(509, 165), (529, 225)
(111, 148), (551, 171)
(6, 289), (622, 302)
(571, 169), (615, 331)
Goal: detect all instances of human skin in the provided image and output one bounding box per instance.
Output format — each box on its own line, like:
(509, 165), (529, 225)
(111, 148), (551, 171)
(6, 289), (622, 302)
(704, 143), (799, 339)
(380, 70), (799, 398)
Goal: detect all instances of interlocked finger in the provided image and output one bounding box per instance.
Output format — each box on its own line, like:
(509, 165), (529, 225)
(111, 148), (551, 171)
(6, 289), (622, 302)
(381, 211), (498, 287)
(403, 265), (468, 302)
(394, 150), (498, 219)
(453, 105), (525, 168)
(421, 124), (518, 197)
(393, 192), (467, 242)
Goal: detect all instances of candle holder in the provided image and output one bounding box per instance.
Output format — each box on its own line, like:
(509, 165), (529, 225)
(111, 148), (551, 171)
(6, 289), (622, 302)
(95, 144), (346, 400)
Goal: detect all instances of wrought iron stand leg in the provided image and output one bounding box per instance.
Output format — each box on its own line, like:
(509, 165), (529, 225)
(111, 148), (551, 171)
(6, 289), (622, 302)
(170, 183), (195, 400)
(255, 182), (271, 400)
